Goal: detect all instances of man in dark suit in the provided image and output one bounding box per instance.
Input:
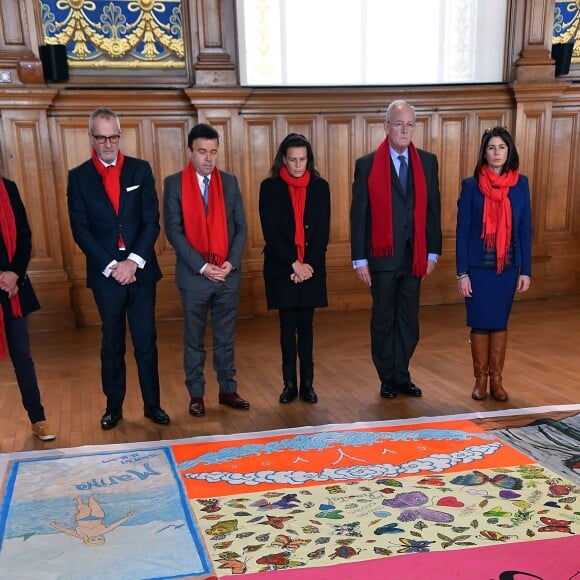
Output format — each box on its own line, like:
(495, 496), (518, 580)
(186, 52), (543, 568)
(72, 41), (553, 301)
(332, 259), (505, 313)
(67, 107), (170, 430)
(163, 123), (249, 417)
(350, 100), (442, 399)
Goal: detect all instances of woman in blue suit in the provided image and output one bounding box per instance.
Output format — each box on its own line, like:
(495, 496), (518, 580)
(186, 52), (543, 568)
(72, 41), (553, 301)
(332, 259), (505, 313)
(456, 127), (531, 401)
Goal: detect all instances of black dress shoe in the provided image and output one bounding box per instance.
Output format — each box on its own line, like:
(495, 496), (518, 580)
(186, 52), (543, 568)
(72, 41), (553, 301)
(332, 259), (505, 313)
(219, 392), (250, 410)
(279, 385), (298, 404)
(380, 380), (398, 399)
(299, 385), (318, 404)
(144, 407), (170, 425)
(397, 381), (423, 397)
(189, 397), (206, 417)
(101, 410), (122, 430)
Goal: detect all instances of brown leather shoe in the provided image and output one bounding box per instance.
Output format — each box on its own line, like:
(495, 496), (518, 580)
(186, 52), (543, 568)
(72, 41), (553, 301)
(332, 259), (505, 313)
(189, 397), (206, 417)
(219, 392), (250, 410)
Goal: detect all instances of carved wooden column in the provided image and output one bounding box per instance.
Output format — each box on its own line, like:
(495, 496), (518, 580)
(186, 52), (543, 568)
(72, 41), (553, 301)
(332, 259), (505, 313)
(508, 0), (572, 297)
(0, 89), (75, 330)
(193, 0), (237, 85)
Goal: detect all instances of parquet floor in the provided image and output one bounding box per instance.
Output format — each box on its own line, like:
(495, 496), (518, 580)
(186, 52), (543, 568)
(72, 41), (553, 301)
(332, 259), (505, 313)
(0, 295), (578, 452)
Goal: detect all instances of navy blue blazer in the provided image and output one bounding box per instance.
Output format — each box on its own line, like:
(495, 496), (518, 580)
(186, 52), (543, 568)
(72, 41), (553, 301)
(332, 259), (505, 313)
(67, 156), (162, 288)
(456, 175), (532, 276)
(0, 178), (40, 318)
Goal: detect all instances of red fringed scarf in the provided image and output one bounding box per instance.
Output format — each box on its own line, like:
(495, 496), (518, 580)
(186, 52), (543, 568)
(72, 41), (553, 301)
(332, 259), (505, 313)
(280, 165), (310, 262)
(181, 164), (228, 266)
(92, 148), (126, 249)
(368, 138), (428, 277)
(0, 178), (23, 360)
(478, 164), (519, 273)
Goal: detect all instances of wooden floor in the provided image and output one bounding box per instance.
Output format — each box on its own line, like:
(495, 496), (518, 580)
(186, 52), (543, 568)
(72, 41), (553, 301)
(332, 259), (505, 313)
(1, 294), (579, 453)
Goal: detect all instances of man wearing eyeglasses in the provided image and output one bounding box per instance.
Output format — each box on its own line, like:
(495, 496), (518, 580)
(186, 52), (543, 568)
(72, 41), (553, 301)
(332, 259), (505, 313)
(67, 107), (170, 430)
(350, 100), (442, 401)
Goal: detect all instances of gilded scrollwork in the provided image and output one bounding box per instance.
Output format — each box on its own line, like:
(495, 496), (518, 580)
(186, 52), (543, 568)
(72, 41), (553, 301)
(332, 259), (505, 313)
(40, 0), (185, 69)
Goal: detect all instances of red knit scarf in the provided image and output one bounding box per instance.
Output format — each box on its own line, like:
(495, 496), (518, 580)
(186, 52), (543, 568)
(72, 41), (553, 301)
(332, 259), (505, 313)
(0, 178), (23, 360)
(181, 164), (228, 266)
(280, 165), (310, 262)
(92, 148), (126, 249)
(368, 138), (428, 277)
(478, 165), (519, 273)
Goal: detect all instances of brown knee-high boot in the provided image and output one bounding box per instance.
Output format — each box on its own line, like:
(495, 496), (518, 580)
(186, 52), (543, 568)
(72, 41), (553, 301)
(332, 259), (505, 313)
(470, 332), (489, 400)
(489, 330), (508, 401)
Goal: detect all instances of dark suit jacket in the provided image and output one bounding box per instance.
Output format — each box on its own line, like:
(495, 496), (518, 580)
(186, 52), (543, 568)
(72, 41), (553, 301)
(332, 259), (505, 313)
(0, 178), (40, 318)
(67, 156), (162, 289)
(456, 175), (532, 276)
(163, 169), (247, 289)
(350, 148), (442, 272)
(259, 175), (330, 309)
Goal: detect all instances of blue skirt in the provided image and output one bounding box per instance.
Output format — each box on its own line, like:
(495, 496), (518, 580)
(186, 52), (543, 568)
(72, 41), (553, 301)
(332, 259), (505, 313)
(465, 267), (518, 329)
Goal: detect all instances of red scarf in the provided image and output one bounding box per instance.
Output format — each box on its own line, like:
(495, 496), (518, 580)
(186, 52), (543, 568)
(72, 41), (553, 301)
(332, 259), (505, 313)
(0, 178), (23, 360)
(280, 165), (310, 262)
(181, 164), (228, 266)
(478, 165), (519, 273)
(92, 148), (126, 249)
(368, 138), (428, 277)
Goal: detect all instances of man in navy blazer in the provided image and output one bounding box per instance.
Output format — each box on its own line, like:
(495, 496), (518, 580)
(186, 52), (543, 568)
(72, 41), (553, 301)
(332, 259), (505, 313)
(67, 107), (169, 430)
(163, 123), (248, 418)
(350, 100), (442, 400)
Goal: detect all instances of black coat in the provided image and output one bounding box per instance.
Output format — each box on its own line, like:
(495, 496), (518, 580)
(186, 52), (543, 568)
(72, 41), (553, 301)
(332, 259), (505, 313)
(0, 178), (40, 319)
(259, 175), (330, 310)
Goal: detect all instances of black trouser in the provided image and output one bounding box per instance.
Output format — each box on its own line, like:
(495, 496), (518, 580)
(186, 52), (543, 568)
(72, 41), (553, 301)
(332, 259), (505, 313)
(5, 315), (45, 423)
(278, 307), (315, 379)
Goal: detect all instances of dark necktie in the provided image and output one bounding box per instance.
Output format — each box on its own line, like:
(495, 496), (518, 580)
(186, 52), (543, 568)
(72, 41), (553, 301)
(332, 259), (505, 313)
(202, 176), (209, 211)
(397, 155), (408, 195)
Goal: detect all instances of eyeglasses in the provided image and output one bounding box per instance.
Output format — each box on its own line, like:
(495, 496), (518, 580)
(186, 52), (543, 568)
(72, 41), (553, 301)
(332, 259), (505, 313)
(389, 121), (416, 131)
(91, 134), (121, 144)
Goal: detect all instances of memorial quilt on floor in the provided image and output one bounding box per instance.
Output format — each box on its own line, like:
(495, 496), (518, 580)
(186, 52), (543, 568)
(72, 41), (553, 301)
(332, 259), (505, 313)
(0, 407), (578, 579)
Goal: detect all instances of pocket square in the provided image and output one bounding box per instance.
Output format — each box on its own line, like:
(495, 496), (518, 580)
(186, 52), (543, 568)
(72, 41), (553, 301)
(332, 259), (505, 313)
(126, 185), (140, 192)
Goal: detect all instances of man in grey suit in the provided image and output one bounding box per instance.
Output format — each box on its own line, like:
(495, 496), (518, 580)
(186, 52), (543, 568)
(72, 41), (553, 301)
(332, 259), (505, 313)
(350, 100), (442, 400)
(163, 123), (249, 417)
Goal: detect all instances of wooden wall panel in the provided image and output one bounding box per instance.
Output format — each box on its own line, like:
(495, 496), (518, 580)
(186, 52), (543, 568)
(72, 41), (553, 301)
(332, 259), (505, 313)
(546, 115), (574, 232)
(324, 118), (355, 245)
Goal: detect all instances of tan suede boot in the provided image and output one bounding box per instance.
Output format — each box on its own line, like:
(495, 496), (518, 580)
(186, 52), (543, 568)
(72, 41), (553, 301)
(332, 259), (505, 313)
(489, 330), (509, 401)
(470, 332), (489, 400)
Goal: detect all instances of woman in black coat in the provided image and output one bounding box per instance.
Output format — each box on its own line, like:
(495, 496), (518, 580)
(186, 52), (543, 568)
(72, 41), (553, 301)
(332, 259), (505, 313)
(259, 134), (330, 404)
(0, 176), (55, 440)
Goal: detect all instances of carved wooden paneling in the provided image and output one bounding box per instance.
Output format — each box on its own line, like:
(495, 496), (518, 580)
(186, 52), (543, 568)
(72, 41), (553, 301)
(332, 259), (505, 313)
(437, 115), (468, 238)
(323, 117), (356, 245)
(0, 0), (25, 47)
(546, 114), (574, 232)
(243, 120), (275, 257)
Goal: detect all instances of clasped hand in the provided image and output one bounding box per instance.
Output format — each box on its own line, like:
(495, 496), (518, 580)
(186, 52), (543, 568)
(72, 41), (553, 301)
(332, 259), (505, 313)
(290, 261), (313, 283)
(110, 260), (138, 285)
(0, 271), (19, 297)
(203, 261), (233, 283)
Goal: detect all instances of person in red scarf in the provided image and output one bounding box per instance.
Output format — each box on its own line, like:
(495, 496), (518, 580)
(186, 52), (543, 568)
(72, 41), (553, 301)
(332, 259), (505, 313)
(259, 134), (331, 404)
(0, 176), (55, 440)
(67, 107), (169, 430)
(456, 127), (531, 401)
(163, 123), (249, 418)
(350, 100), (442, 400)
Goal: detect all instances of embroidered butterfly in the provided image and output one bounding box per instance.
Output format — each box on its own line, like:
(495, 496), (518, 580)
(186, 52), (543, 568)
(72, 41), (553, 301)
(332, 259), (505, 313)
(197, 498), (221, 513)
(451, 471), (523, 490)
(259, 515), (294, 529)
(396, 537), (435, 553)
(271, 533), (311, 551)
(538, 517), (572, 533)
